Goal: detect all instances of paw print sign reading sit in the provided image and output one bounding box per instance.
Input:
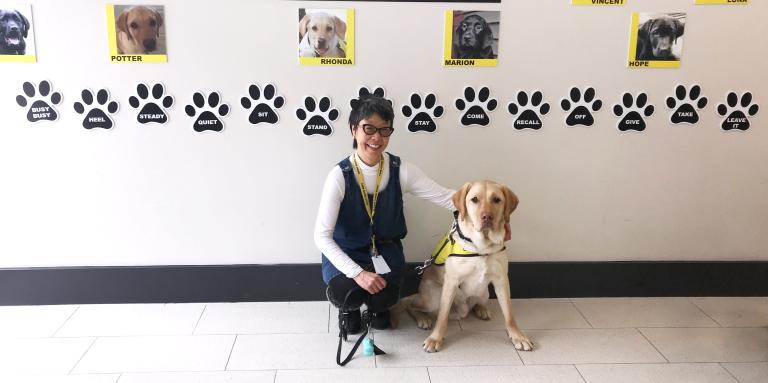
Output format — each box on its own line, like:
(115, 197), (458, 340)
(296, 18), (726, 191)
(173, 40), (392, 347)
(185, 91), (229, 132)
(455, 86), (497, 127)
(717, 91), (759, 131)
(241, 83), (284, 125)
(560, 87), (602, 127)
(296, 96), (339, 136)
(16, 80), (62, 122)
(613, 92), (655, 132)
(402, 93), (444, 133)
(666, 84), (707, 125)
(507, 90), (550, 130)
(128, 83), (174, 124)
(73, 89), (119, 129)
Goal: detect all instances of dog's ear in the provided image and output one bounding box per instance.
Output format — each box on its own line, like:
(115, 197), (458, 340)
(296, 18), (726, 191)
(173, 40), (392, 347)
(480, 22), (494, 57)
(333, 16), (346, 41)
(152, 8), (164, 37)
(116, 9), (129, 37)
(298, 14), (311, 39)
(674, 18), (684, 40)
(452, 182), (473, 219)
(15, 10), (30, 38)
(501, 186), (519, 220)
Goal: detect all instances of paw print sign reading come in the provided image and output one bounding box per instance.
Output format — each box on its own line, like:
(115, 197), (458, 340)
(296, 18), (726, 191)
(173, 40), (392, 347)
(16, 80), (62, 122)
(296, 96), (339, 136)
(455, 86), (497, 127)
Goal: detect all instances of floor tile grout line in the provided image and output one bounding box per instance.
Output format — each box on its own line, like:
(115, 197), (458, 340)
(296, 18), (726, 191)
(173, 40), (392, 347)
(568, 298), (595, 329)
(718, 362), (744, 383)
(52, 305), (80, 337)
(192, 305), (208, 335)
(224, 334), (238, 371)
(68, 336), (98, 375)
(426, 366), (433, 383)
(115, 372), (123, 383)
(272, 369), (277, 383)
(573, 364), (589, 383)
(688, 298), (724, 327)
(635, 327), (670, 363)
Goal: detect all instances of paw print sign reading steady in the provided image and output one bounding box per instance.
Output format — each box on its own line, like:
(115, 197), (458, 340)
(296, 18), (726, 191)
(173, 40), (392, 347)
(128, 83), (174, 124)
(73, 89), (119, 129)
(666, 84), (707, 125)
(402, 93), (444, 133)
(507, 91), (550, 130)
(185, 91), (230, 132)
(241, 83), (284, 125)
(717, 91), (759, 131)
(560, 87), (602, 127)
(296, 96), (339, 136)
(16, 80), (62, 122)
(455, 86), (497, 127)
(613, 92), (655, 132)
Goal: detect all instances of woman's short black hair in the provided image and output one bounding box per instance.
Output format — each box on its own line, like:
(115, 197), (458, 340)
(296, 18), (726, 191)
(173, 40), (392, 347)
(349, 95), (394, 149)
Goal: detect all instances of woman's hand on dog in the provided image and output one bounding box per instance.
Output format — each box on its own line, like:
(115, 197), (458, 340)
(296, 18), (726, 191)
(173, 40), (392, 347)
(354, 270), (387, 294)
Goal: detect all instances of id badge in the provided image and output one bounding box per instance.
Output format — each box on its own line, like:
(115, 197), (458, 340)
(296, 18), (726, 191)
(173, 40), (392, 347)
(370, 247), (391, 274)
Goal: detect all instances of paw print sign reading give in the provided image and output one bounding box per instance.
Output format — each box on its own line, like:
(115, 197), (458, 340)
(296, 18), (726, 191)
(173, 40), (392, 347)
(128, 83), (174, 124)
(15, 80), (62, 122)
(296, 96), (339, 136)
(717, 91), (759, 131)
(241, 83), (284, 125)
(73, 89), (119, 129)
(613, 92), (655, 132)
(455, 86), (497, 127)
(185, 91), (229, 132)
(402, 93), (444, 133)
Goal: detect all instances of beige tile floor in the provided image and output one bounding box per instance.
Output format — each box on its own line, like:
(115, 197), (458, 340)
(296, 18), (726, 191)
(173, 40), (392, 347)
(0, 297), (766, 383)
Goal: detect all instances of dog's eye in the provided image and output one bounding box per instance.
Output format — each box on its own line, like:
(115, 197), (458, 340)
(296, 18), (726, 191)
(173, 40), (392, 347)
(311, 25), (318, 31)
(492, 197), (502, 204)
(470, 196), (478, 203)
(130, 22), (138, 29)
(326, 26), (333, 32)
(475, 25), (483, 33)
(149, 19), (156, 27)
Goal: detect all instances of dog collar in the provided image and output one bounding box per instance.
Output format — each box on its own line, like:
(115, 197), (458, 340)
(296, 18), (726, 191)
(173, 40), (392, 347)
(452, 210), (474, 244)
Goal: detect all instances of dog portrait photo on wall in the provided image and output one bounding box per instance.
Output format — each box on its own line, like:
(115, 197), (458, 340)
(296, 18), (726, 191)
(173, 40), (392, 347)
(106, 4), (167, 63)
(0, 4), (36, 62)
(628, 12), (686, 69)
(444, 10), (499, 67)
(298, 8), (354, 66)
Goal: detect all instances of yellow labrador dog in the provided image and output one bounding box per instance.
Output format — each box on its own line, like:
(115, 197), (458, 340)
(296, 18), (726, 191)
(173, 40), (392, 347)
(392, 180), (533, 353)
(298, 12), (346, 58)
(116, 6), (163, 54)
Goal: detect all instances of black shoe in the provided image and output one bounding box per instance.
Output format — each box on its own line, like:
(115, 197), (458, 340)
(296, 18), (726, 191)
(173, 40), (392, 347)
(371, 310), (390, 330)
(339, 309), (362, 335)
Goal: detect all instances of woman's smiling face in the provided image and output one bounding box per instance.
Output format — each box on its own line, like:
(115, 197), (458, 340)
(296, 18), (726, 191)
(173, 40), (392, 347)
(352, 113), (392, 165)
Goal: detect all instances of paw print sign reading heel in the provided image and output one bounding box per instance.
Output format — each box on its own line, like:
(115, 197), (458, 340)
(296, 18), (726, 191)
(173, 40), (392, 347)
(16, 80), (62, 122)
(666, 84), (707, 125)
(560, 87), (602, 127)
(128, 83), (174, 124)
(402, 93), (444, 133)
(241, 83), (284, 125)
(296, 96), (339, 136)
(717, 91), (759, 131)
(455, 86), (497, 127)
(185, 91), (229, 132)
(613, 92), (655, 132)
(508, 90), (550, 130)
(73, 89), (119, 129)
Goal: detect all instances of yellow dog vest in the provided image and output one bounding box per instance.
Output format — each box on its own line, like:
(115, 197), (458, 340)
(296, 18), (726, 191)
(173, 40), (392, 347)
(430, 233), (478, 266)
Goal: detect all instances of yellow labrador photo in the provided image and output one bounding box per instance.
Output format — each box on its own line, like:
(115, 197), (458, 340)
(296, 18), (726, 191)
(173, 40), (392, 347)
(116, 5), (164, 54)
(298, 11), (346, 58)
(391, 180), (533, 353)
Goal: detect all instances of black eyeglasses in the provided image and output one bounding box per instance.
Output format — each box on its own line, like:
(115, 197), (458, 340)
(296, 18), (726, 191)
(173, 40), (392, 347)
(360, 124), (394, 137)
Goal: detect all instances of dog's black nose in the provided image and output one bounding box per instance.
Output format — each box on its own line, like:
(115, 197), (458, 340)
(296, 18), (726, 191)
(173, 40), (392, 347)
(143, 39), (157, 51)
(481, 213), (494, 222)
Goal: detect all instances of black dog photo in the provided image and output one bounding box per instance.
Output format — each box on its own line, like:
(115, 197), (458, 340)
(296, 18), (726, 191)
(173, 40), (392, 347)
(0, 6), (33, 56)
(450, 11), (499, 60)
(635, 12), (685, 61)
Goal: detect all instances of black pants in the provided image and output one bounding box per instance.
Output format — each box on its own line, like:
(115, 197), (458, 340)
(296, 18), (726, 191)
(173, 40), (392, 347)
(326, 270), (402, 313)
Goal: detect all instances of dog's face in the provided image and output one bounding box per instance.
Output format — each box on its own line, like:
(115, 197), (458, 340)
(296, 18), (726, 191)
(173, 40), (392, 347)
(640, 16), (684, 60)
(456, 15), (489, 51)
(299, 13), (346, 56)
(453, 181), (518, 238)
(0, 10), (29, 54)
(116, 6), (163, 53)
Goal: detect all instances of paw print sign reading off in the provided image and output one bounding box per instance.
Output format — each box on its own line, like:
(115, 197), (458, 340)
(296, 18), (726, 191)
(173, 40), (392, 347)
(560, 87), (602, 127)
(15, 80), (62, 122)
(507, 91), (550, 130)
(241, 83), (284, 125)
(666, 84), (707, 125)
(128, 83), (174, 124)
(73, 89), (119, 129)
(455, 86), (497, 127)
(717, 91), (759, 131)
(185, 91), (229, 132)
(613, 92), (655, 132)
(296, 96), (339, 136)
(402, 93), (444, 133)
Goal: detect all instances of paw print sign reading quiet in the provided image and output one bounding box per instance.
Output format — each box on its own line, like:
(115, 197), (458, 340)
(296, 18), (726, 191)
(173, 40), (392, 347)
(185, 91), (229, 132)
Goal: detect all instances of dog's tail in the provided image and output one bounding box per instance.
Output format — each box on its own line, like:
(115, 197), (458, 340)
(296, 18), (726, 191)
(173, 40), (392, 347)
(389, 294), (416, 329)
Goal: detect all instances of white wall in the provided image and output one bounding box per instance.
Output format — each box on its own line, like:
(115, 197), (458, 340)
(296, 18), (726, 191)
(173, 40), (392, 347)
(0, 0), (766, 268)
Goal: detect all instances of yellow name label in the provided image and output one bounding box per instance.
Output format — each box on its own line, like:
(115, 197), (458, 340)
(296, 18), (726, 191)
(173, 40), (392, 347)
(627, 13), (681, 69)
(572, 0), (625, 5)
(0, 54), (36, 63)
(298, 9), (355, 66)
(106, 4), (167, 64)
(695, 0), (748, 4)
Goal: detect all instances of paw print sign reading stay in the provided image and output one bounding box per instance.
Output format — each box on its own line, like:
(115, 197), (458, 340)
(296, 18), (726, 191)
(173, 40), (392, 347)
(296, 96), (339, 136)
(455, 86), (497, 127)
(128, 83), (174, 124)
(402, 93), (444, 133)
(15, 80), (62, 122)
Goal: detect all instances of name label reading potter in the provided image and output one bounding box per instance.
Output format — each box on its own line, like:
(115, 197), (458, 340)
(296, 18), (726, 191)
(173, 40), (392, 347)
(111, 55), (143, 62)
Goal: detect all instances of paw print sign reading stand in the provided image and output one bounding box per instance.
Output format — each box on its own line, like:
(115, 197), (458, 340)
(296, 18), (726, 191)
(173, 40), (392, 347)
(402, 93), (444, 133)
(561, 87), (602, 127)
(241, 83), (284, 125)
(613, 92), (655, 132)
(455, 86), (497, 127)
(297, 96), (339, 136)
(717, 91), (759, 131)
(128, 83), (174, 124)
(666, 84), (707, 125)
(507, 90), (550, 130)
(73, 88), (119, 129)
(16, 80), (62, 122)
(185, 91), (230, 132)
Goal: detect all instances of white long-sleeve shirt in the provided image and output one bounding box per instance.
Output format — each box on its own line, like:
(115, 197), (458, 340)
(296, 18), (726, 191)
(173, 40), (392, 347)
(314, 153), (455, 279)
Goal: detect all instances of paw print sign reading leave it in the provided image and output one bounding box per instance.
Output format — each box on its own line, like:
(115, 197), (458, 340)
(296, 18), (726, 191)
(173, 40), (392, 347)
(16, 80), (63, 122)
(717, 91), (759, 131)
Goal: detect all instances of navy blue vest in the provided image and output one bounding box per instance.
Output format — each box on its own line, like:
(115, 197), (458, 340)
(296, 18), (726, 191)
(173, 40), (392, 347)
(321, 153), (408, 284)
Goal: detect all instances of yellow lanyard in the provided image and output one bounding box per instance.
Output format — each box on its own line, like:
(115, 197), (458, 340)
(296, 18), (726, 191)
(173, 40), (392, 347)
(352, 154), (384, 254)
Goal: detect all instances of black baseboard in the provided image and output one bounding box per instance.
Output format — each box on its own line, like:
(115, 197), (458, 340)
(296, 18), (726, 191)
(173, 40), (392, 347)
(1, 262), (766, 306)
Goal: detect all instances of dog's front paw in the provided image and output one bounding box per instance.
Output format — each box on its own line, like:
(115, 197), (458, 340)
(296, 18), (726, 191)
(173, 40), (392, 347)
(472, 305), (492, 320)
(423, 336), (443, 353)
(415, 316), (434, 330)
(510, 333), (534, 351)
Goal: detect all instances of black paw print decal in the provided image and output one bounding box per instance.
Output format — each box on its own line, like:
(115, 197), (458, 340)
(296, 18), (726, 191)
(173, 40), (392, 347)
(613, 92), (655, 132)
(402, 93), (444, 133)
(666, 85), (707, 125)
(241, 83), (284, 125)
(717, 92), (759, 131)
(185, 91), (230, 132)
(128, 83), (174, 124)
(350, 86), (392, 110)
(15, 80), (62, 122)
(455, 86), (497, 127)
(73, 89), (119, 130)
(560, 87), (602, 127)
(507, 90), (550, 130)
(296, 96), (339, 136)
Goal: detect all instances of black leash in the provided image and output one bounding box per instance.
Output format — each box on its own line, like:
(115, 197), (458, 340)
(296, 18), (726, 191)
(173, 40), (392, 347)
(335, 288), (386, 366)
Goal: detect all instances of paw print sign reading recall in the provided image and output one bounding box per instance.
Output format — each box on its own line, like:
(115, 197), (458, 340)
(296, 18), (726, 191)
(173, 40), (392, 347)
(666, 84), (708, 125)
(507, 91), (550, 130)
(128, 83), (174, 124)
(185, 91), (229, 132)
(16, 80), (62, 122)
(241, 83), (284, 125)
(296, 96), (339, 136)
(402, 93), (444, 133)
(717, 91), (759, 131)
(73, 89), (119, 129)
(455, 86), (497, 127)
(613, 92), (655, 132)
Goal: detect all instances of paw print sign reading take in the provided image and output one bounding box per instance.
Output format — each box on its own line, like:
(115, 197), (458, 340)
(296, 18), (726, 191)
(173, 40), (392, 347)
(402, 93), (444, 133)
(560, 87), (602, 127)
(185, 91), (229, 132)
(15, 80), (62, 122)
(507, 90), (550, 130)
(128, 83), (174, 124)
(241, 83), (284, 125)
(296, 96), (339, 136)
(455, 86), (497, 127)
(613, 92), (655, 132)
(73, 89), (119, 129)
(717, 91), (759, 131)
(666, 84), (708, 125)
